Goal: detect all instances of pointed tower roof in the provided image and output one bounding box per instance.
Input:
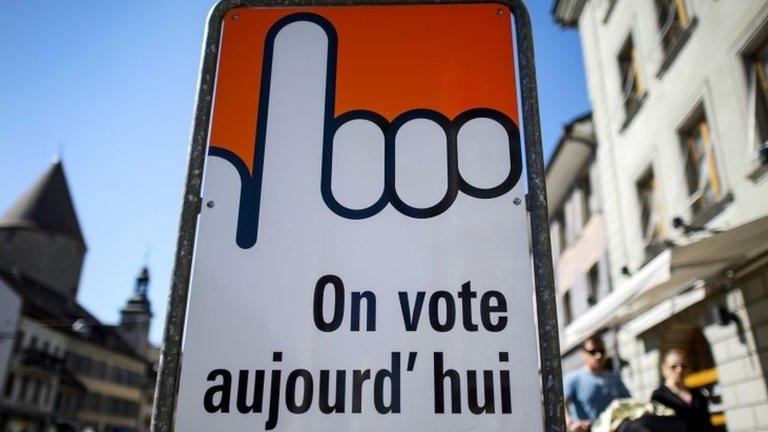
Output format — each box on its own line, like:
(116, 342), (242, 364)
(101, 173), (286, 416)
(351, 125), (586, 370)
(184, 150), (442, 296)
(0, 160), (86, 245)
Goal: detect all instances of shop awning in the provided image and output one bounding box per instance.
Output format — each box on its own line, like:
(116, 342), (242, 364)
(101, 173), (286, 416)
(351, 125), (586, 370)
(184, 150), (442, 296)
(562, 215), (768, 351)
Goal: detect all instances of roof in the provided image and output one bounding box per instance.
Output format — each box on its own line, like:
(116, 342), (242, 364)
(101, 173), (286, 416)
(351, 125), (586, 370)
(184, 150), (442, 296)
(0, 269), (143, 361)
(0, 160), (86, 246)
(552, 0), (588, 27)
(545, 111), (593, 170)
(545, 112), (595, 214)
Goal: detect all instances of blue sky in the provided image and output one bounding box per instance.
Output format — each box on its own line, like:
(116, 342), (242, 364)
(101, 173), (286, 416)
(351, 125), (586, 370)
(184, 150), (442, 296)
(0, 0), (588, 345)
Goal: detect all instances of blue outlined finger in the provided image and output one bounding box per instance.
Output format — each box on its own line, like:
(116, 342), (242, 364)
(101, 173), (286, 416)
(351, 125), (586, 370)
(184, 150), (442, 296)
(211, 14), (338, 248)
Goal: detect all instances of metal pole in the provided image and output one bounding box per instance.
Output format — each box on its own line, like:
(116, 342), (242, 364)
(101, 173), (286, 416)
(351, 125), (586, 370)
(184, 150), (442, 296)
(511, 2), (566, 431)
(149, 3), (230, 431)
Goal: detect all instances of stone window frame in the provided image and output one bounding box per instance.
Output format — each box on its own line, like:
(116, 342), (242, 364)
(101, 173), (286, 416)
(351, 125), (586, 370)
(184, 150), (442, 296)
(602, 0), (619, 24)
(618, 32), (648, 130)
(562, 290), (574, 326)
(635, 165), (667, 262)
(742, 30), (768, 181)
(675, 102), (732, 226)
(654, 0), (698, 77)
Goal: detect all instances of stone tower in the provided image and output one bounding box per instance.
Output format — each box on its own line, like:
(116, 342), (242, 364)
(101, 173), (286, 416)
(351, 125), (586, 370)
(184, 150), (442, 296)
(119, 266), (153, 356)
(0, 160), (86, 299)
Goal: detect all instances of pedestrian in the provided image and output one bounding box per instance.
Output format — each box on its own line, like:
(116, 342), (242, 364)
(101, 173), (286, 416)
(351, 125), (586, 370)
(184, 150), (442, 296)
(651, 349), (714, 432)
(564, 335), (632, 432)
(564, 335), (632, 431)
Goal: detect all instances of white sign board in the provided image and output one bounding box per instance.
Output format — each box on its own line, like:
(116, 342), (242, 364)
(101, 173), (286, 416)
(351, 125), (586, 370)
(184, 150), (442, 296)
(172, 2), (555, 431)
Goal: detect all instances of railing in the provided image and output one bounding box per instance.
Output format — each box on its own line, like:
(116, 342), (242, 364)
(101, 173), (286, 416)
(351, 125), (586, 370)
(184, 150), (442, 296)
(19, 348), (65, 372)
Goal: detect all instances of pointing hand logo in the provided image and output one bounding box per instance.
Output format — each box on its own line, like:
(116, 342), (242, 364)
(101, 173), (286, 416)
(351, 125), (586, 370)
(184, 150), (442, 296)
(209, 13), (522, 249)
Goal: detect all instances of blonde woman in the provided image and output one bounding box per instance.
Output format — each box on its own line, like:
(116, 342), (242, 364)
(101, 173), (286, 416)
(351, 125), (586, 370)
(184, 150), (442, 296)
(651, 349), (713, 432)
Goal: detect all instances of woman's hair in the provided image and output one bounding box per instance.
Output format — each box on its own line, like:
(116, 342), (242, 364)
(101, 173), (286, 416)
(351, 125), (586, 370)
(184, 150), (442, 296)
(662, 348), (688, 365)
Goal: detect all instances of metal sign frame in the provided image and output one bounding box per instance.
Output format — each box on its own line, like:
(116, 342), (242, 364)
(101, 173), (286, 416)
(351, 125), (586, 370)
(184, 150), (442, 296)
(151, 1), (564, 431)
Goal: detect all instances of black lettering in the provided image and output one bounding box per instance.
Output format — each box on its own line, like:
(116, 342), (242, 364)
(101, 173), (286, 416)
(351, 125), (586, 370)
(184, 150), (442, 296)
(499, 352), (511, 414)
(351, 291), (376, 331)
(467, 370), (495, 414)
(203, 369), (232, 413)
(480, 291), (507, 331)
(313, 275), (345, 332)
(352, 369), (371, 413)
(236, 370), (264, 413)
(500, 370), (511, 414)
(285, 369), (313, 414)
(265, 353), (282, 431)
(457, 281), (478, 331)
(398, 291), (425, 331)
(319, 370), (346, 413)
(429, 291), (456, 332)
(374, 352), (401, 414)
(433, 353), (461, 413)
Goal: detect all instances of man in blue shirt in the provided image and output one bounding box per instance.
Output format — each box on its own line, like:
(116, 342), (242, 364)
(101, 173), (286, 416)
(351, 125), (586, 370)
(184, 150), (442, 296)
(564, 335), (631, 432)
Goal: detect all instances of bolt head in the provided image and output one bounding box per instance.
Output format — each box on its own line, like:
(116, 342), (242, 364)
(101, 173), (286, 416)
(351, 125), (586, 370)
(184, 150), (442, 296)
(206, 200), (215, 208)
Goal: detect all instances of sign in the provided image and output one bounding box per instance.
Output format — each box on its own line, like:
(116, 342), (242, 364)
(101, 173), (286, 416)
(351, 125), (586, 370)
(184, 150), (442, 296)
(155, 1), (563, 431)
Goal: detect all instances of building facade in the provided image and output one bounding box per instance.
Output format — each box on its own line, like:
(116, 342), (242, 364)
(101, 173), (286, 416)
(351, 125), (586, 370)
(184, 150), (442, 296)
(0, 280), (21, 399)
(553, 0), (768, 430)
(0, 160), (157, 432)
(546, 114), (623, 372)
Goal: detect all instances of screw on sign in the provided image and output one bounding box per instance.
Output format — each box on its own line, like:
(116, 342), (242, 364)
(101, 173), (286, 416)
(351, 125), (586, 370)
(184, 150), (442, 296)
(157, 2), (563, 432)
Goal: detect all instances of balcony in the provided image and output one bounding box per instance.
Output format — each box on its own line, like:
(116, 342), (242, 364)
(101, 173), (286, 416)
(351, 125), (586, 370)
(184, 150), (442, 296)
(17, 348), (65, 374)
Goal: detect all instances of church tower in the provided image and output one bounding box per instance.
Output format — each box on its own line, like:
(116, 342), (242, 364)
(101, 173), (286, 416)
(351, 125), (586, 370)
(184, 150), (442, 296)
(0, 159), (86, 299)
(119, 266), (153, 356)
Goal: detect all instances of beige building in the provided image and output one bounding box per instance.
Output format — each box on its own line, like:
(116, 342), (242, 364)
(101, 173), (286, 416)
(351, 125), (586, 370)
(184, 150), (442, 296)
(0, 160), (157, 432)
(553, 0), (768, 430)
(546, 113), (624, 372)
(65, 333), (145, 431)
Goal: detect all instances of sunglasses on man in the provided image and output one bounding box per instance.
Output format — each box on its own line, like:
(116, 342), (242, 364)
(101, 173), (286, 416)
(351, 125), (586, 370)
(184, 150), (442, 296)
(584, 348), (605, 356)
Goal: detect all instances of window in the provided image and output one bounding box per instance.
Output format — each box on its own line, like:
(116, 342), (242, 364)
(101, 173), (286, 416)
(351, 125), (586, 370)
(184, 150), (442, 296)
(105, 397), (117, 415)
(618, 36), (645, 118)
(81, 356), (92, 375)
(92, 361), (106, 380)
(39, 383), (48, 406)
(579, 168), (593, 224)
(66, 352), (79, 371)
(636, 168), (664, 246)
(14, 330), (24, 352)
(746, 35), (768, 161)
(29, 379), (39, 404)
(87, 392), (103, 413)
(3, 374), (14, 398)
(637, 168), (667, 261)
(603, 0), (618, 23)
(680, 111), (721, 216)
(112, 366), (125, 385)
(553, 210), (567, 254)
(127, 371), (142, 388)
(587, 264), (599, 306)
(104, 397), (139, 417)
(655, 0), (690, 52)
(19, 376), (29, 401)
(563, 291), (574, 325)
(68, 393), (82, 412)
